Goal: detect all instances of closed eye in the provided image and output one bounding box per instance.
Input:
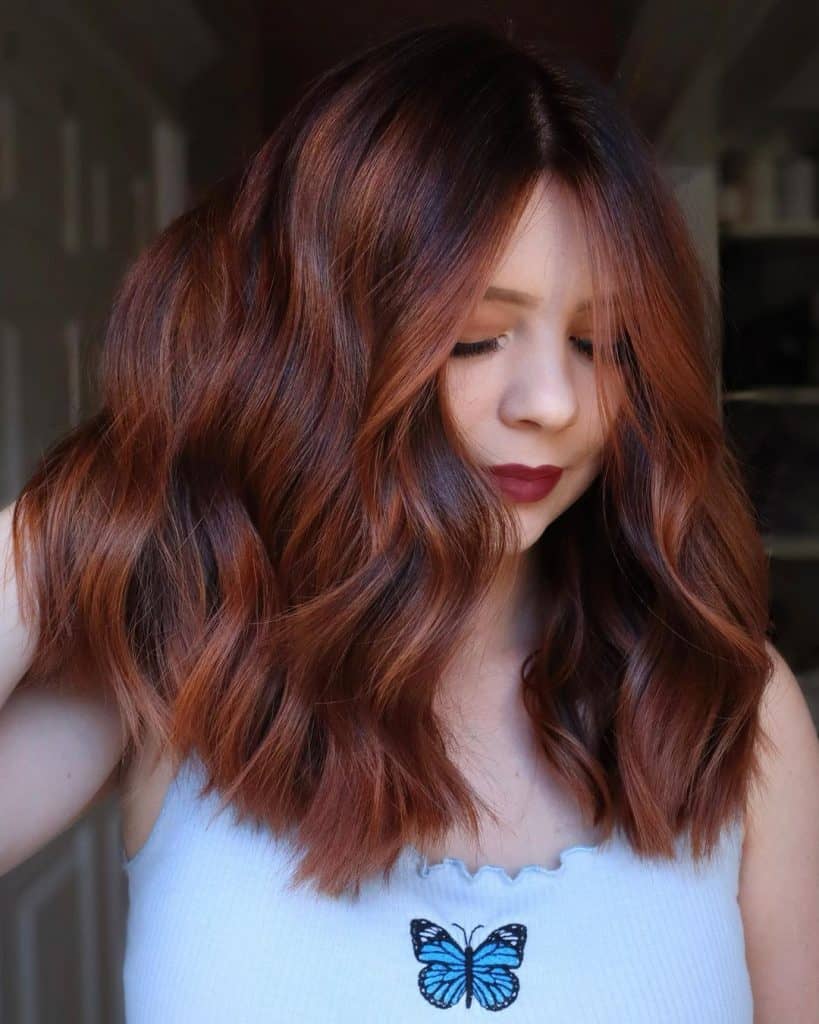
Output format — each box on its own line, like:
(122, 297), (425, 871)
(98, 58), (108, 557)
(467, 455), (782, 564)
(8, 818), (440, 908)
(451, 335), (595, 360)
(451, 336), (505, 358)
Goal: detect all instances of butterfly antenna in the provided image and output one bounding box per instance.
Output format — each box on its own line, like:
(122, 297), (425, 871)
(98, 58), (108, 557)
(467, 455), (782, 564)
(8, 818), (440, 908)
(467, 924), (485, 946)
(452, 922), (469, 947)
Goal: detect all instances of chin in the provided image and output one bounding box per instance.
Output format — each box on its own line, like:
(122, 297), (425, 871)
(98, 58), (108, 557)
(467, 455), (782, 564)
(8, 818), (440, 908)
(513, 475), (598, 551)
(510, 503), (565, 552)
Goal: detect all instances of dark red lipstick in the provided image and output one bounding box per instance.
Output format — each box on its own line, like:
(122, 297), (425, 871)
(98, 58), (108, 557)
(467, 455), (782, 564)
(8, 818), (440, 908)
(489, 463), (563, 503)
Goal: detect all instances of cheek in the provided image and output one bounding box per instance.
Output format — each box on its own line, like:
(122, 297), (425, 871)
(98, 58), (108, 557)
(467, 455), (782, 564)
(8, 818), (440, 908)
(579, 369), (615, 444)
(577, 397), (606, 453)
(442, 371), (494, 431)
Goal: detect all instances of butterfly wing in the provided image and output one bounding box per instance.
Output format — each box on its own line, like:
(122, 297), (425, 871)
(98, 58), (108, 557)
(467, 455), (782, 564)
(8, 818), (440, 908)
(416, 962), (469, 1010)
(470, 923), (528, 1011)
(409, 918), (468, 1009)
(472, 923), (527, 969)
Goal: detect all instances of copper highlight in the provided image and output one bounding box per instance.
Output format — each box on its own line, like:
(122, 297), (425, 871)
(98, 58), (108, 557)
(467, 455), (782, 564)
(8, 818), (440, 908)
(10, 21), (774, 898)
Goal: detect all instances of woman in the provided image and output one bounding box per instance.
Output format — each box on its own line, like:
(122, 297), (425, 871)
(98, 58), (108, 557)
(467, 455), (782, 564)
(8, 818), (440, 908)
(2, 19), (817, 1023)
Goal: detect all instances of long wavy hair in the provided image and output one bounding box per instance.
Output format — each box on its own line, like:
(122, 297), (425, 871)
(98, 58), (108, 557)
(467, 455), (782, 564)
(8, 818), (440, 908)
(11, 20), (774, 897)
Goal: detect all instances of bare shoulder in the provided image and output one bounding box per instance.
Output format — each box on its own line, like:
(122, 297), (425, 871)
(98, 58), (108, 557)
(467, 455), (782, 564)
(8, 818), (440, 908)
(119, 726), (177, 862)
(738, 640), (819, 1022)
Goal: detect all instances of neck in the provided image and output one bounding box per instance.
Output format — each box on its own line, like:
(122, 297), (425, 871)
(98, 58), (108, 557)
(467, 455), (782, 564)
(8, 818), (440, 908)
(435, 552), (542, 726)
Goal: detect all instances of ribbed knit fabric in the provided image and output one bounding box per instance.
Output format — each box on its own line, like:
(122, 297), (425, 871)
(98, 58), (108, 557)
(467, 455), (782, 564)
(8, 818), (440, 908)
(121, 755), (753, 1022)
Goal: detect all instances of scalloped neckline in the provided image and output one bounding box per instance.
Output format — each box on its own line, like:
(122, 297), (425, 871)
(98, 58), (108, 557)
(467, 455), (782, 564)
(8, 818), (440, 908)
(406, 830), (615, 884)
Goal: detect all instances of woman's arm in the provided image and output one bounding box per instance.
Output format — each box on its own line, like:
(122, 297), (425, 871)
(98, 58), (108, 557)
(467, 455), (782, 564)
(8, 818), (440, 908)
(738, 641), (819, 1023)
(0, 501), (37, 709)
(0, 501), (127, 876)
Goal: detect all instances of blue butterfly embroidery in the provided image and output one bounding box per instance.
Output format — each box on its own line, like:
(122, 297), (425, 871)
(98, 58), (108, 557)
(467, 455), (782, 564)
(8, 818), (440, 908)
(409, 917), (527, 1011)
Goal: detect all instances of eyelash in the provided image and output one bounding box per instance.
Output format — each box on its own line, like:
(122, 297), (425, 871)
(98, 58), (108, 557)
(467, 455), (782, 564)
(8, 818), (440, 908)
(451, 335), (595, 360)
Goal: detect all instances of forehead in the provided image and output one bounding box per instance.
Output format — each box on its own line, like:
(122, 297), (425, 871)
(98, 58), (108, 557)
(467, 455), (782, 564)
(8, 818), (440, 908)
(486, 178), (598, 306)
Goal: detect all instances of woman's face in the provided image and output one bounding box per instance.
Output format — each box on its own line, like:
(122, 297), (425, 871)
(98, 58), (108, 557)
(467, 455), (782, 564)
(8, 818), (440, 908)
(443, 178), (611, 553)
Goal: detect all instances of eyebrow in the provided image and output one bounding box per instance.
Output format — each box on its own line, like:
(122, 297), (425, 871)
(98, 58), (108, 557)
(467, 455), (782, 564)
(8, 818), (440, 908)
(483, 285), (542, 308)
(482, 286), (610, 313)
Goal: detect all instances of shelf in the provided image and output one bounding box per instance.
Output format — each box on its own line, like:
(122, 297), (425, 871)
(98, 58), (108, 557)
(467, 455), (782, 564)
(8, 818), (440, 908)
(763, 534), (819, 560)
(720, 220), (819, 240)
(723, 388), (819, 404)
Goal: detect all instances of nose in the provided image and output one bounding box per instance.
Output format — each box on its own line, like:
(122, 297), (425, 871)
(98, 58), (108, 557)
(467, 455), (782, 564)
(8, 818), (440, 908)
(498, 332), (582, 432)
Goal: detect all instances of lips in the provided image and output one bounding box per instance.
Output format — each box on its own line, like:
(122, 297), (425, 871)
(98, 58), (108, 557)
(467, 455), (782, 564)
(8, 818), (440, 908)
(489, 464), (563, 503)
(490, 463), (563, 481)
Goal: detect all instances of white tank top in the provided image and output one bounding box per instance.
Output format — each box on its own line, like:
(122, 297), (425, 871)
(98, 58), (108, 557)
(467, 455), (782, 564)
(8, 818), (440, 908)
(121, 754), (753, 1022)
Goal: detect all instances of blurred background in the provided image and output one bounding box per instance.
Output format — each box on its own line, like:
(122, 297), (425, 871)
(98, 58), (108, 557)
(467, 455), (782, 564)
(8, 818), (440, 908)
(0, 1), (817, 1020)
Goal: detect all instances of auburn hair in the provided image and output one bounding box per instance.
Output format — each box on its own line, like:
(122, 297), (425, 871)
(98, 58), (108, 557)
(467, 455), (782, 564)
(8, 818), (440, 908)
(11, 20), (774, 898)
